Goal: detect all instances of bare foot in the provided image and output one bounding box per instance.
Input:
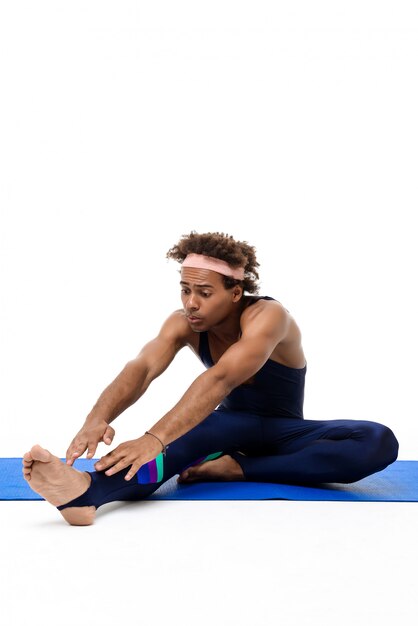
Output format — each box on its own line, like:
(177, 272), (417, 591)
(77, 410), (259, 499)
(22, 444), (95, 526)
(177, 454), (244, 484)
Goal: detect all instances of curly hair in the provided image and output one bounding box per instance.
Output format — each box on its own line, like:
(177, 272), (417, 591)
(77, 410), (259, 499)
(166, 231), (260, 294)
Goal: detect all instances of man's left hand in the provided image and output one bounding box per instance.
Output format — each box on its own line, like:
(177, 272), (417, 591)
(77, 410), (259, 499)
(94, 434), (163, 481)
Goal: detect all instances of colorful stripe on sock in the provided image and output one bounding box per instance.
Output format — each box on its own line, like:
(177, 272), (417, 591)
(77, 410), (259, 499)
(180, 451), (224, 472)
(136, 453), (165, 484)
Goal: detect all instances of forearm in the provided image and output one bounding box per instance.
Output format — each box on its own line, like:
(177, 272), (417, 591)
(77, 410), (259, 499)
(86, 360), (149, 425)
(148, 368), (232, 447)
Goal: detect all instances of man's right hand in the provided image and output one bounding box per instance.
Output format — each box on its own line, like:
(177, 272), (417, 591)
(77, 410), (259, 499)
(66, 420), (116, 466)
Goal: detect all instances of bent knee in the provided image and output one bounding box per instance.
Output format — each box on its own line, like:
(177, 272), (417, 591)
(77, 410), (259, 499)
(337, 423), (399, 483)
(361, 422), (399, 466)
(381, 425), (399, 463)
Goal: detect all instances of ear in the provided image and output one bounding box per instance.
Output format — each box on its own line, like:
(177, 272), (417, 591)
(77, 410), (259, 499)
(232, 286), (243, 302)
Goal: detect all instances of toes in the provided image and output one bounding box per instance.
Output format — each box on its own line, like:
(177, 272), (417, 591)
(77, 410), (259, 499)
(22, 462), (32, 480)
(22, 456), (33, 480)
(30, 445), (52, 463)
(22, 468), (32, 481)
(178, 469), (199, 483)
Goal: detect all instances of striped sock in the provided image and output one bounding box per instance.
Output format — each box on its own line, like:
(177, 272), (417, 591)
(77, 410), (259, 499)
(136, 453), (165, 484)
(180, 451), (224, 473)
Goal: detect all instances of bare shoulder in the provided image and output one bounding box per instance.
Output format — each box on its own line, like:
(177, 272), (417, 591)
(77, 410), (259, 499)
(240, 297), (304, 356)
(241, 297), (290, 327)
(157, 309), (195, 350)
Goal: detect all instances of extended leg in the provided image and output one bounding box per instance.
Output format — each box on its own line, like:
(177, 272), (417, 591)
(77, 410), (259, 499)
(23, 409), (263, 524)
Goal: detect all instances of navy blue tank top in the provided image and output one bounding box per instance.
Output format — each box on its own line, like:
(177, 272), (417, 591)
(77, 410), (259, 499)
(198, 296), (306, 418)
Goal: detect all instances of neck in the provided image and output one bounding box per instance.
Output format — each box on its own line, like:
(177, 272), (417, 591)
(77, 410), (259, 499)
(208, 298), (246, 342)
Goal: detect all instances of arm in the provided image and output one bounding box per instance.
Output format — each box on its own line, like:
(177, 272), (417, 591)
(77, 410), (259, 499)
(150, 302), (290, 445)
(66, 311), (188, 464)
(96, 302), (290, 479)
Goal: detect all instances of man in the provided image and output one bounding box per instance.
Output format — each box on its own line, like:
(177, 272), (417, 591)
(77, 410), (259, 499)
(22, 231), (399, 526)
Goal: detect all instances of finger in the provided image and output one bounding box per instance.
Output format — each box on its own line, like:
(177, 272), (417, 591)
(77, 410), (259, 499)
(65, 448), (73, 465)
(66, 441), (87, 464)
(65, 446), (73, 464)
(65, 442), (78, 464)
(72, 441), (88, 458)
(104, 458), (130, 476)
(103, 426), (115, 445)
(86, 441), (98, 459)
(94, 450), (117, 471)
(124, 463), (140, 481)
(66, 451), (83, 466)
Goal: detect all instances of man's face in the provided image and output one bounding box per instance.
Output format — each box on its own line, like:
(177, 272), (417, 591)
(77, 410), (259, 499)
(180, 267), (240, 331)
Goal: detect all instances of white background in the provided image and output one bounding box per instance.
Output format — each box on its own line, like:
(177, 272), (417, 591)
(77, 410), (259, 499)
(1, 1), (416, 459)
(0, 3), (417, 625)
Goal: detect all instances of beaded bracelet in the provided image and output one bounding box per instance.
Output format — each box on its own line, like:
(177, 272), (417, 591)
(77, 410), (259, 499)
(144, 431), (170, 456)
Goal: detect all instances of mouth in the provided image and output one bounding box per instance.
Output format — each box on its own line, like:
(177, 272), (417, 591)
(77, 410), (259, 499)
(187, 315), (203, 324)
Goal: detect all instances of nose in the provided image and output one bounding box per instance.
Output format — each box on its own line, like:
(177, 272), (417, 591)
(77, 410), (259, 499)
(186, 294), (199, 312)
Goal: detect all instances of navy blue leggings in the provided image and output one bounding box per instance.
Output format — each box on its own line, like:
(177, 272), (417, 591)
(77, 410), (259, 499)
(58, 410), (399, 511)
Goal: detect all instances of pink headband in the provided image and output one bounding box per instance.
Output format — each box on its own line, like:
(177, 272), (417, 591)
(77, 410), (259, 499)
(182, 253), (245, 280)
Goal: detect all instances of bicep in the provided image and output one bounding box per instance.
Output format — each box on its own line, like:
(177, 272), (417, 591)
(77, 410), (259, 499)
(132, 313), (188, 383)
(214, 308), (289, 388)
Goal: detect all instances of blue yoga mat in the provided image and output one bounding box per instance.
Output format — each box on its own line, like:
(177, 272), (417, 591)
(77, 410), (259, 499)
(2, 458), (417, 502)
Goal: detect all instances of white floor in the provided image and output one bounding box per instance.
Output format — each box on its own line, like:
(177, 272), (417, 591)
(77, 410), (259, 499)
(1, 499), (416, 626)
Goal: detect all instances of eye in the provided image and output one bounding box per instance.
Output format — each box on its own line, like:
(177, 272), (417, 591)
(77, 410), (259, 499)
(201, 292), (211, 298)
(181, 288), (190, 295)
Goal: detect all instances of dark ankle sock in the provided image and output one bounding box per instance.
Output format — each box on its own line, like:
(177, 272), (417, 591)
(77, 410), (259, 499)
(57, 454), (166, 511)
